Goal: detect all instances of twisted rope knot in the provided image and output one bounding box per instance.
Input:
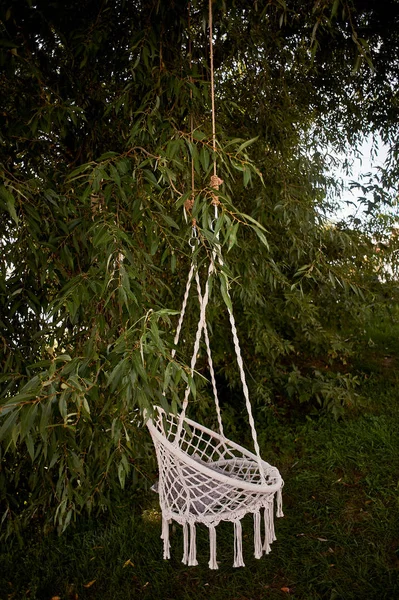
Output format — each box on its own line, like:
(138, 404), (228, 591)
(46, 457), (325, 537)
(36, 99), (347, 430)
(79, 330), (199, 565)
(184, 197), (195, 213)
(210, 175), (223, 206)
(210, 175), (223, 189)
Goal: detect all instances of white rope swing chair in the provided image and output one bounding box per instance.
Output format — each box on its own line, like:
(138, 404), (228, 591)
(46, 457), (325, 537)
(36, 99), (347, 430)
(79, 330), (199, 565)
(146, 0), (283, 570)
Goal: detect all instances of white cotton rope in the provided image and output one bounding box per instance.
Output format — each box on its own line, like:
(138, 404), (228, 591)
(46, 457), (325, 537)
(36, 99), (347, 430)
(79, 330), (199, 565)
(188, 522), (198, 566)
(171, 261), (196, 359)
(263, 501), (275, 554)
(209, 0), (217, 178)
(174, 260), (215, 445)
(182, 522), (189, 565)
(254, 510), (263, 559)
(194, 269), (224, 437)
(161, 516), (171, 560)
(208, 524), (218, 570)
(233, 520), (245, 568)
(277, 487), (284, 518)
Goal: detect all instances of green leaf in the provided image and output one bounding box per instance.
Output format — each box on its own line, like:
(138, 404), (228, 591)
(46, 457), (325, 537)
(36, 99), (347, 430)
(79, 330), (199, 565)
(58, 392), (68, 419)
(82, 397), (90, 415)
(0, 409), (20, 442)
(159, 213), (179, 229)
(118, 460), (126, 489)
(188, 375), (196, 399)
(243, 166), (251, 187)
(40, 399), (52, 439)
(171, 253), (176, 273)
(0, 186), (19, 225)
(200, 146), (210, 172)
(227, 222), (239, 252)
(110, 164), (121, 187)
(142, 169), (160, 188)
(192, 130), (206, 141)
(219, 275), (233, 312)
(0, 39), (19, 48)
(330, 0), (340, 18)
(235, 137), (258, 154)
(251, 225), (269, 250)
(26, 434), (35, 461)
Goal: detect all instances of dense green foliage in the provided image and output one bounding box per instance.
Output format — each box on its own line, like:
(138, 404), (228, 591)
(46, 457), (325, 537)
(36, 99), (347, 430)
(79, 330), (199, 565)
(1, 0), (399, 537)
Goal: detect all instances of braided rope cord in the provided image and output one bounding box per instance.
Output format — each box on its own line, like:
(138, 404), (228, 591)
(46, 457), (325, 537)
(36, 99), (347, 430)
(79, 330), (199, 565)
(171, 261), (196, 360)
(194, 268), (224, 438)
(175, 259), (215, 444)
(215, 246), (265, 483)
(209, 0), (217, 177)
(171, 244), (224, 439)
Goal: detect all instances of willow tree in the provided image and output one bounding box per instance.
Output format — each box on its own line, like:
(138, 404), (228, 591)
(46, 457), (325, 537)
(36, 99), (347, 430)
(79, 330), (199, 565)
(1, 0), (398, 537)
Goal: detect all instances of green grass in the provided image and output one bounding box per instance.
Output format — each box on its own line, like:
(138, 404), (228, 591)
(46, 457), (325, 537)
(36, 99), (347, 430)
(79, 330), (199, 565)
(2, 317), (399, 600)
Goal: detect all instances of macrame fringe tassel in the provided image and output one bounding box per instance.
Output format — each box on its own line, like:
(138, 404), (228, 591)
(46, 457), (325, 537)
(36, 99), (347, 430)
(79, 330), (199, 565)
(182, 522), (189, 565)
(188, 522), (198, 566)
(161, 517), (171, 560)
(263, 501), (276, 554)
(253, 510), (263, 559)
(277, 487), (284, 518)
(233, 519), (245, 568)
(208, 524), (218, 570)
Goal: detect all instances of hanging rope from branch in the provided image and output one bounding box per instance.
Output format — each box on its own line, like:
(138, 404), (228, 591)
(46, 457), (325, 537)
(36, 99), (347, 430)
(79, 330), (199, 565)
(209, 0), (216, 178)
(208, 0), (223, 201)
(184, 3), (196, 217)
(189, 3), (195, 199)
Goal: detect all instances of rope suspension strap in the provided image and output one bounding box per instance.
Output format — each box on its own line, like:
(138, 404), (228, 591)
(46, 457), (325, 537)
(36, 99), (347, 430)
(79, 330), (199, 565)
(185, 3), (195, 219)
(174, 255), (215, 443)
(209, 0), (217, 181)
(208, 0), (223, 201)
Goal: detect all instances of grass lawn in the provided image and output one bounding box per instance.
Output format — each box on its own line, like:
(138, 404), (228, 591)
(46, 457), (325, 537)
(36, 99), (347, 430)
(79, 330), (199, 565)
(2, 315), (399, 600)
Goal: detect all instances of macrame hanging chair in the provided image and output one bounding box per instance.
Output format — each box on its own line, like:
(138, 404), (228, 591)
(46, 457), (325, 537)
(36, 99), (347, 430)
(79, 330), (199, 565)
(146, 0), (283, 570)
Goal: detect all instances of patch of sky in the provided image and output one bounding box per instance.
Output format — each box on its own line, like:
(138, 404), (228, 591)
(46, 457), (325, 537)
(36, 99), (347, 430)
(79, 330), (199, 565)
(327, 134), (392, 225)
